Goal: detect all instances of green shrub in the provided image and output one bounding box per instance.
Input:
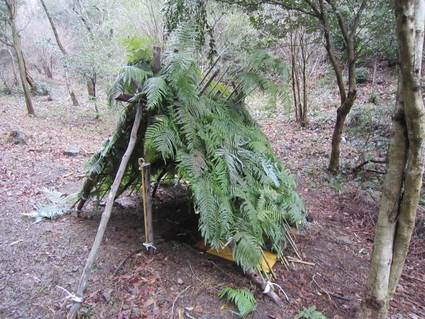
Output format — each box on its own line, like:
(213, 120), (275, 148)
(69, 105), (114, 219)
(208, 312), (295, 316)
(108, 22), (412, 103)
(294, 306), (327, 319)
(355, 67), (370, 84)
(31, 81), (50, 96)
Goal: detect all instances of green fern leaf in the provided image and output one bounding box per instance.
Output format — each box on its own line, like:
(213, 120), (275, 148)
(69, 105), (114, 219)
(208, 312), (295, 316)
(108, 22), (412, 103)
(143, 76), (169, 110)
(218, 287), (256, 317)
(232, 230), (264, 272)
(120, 66), (151, 89)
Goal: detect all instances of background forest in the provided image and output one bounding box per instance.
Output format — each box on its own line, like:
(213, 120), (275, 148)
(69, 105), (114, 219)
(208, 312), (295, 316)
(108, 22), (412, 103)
(0, 0), (424, 318)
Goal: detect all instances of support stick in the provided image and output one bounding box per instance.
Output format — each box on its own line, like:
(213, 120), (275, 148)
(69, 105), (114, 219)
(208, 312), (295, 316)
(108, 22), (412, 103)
(245, 269), (283, 306)
(198, 69), (220, 97)
(67, 102), (144, 319)
(140, 161), (154, 254)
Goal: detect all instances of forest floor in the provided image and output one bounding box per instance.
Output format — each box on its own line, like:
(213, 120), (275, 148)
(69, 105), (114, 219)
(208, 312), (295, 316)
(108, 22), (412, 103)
(0, 76), (424, 319)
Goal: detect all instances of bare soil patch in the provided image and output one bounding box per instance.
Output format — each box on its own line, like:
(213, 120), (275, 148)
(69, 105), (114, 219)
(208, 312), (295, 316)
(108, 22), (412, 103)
(0, 82), (424, 318)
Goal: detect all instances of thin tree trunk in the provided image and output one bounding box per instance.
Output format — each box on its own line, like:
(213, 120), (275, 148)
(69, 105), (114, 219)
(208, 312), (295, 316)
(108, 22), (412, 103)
(5, 0), (35, 116)
(39, 0), (66, 54)
(291, 54), (299, 122)
(358, 1), (425, 317)
(39, 0), (79, 106)
(328, 92), (356, 170)
(87, 79), (95, 97)
(300, 33), (308, 126)
(67, 102), (144, 319)
(24, 59), (35, 90)
(387, 0), (425, 299)
(318, 0), (365, 171)
(6, 47), (19, 85)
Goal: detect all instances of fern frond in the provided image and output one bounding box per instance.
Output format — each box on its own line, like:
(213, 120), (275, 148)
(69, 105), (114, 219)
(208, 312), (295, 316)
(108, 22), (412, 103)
(145, 115), (181, 161)
(233, 230), (264, 272)
(261, 157), (281, 187)
(120, 37), (153, 65)
(143, 76), (169, 110)
(108, 80), (125, 108)
(165, 22), (200, 53)
(218, 287), (256, 317)
(120, 65), (151, 89)
(23, 188), (73, 223)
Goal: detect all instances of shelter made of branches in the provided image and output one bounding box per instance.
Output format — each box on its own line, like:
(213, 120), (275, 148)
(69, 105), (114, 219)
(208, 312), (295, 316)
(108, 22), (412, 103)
(76, 30), (305, 274)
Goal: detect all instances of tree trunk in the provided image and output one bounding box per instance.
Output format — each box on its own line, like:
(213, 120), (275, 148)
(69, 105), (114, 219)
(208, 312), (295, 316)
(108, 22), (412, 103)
(328, 91), (356, 170)
(24, 60), (36, 90)
(300, 33), (308, 126)
(87, 79), (95, 97)
(318, 0), (366, 171)
(39, 0), (66, 54)
(358, 1), (425, 317)
(5, 0), (35, 116)
(39, 0), (80, 106)
(6, 47), (19, 85)
(326, 25), (358, 171)
(291, 53), (299, 122)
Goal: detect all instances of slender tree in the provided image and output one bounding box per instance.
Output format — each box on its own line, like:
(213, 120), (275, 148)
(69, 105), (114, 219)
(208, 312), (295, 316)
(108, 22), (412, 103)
(39, 0), (79, 106)
(217, 0), (368, 170)
(358, 0), (425, 318)
(4, 0), (35, 115)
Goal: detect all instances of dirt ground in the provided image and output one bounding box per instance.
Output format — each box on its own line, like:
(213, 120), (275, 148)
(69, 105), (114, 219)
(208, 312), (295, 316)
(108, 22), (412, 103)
(0, 81), (424, 319)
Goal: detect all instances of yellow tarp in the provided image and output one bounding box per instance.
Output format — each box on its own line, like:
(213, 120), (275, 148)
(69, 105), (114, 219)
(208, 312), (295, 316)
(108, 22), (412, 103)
(196, 241), (277, 273)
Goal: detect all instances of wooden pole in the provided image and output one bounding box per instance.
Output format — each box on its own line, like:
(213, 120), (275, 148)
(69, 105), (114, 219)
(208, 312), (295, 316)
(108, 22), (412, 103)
(198, 69), (220, 97)
(140, 161), (155, 254)
(152, 47), (161, 74)
(67, 102), (144, 319)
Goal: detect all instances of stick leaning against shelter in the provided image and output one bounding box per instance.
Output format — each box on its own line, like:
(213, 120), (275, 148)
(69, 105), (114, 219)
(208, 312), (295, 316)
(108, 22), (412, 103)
(67, 101), (144, 319)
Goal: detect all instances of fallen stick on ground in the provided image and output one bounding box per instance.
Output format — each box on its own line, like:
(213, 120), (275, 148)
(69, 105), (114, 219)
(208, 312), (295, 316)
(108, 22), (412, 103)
(287, 256), (316, 266)
(170, 285), (192, 318)
(114, 247), (147, 275)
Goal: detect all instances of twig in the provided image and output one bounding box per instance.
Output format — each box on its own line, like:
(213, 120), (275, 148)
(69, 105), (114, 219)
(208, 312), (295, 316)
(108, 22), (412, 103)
(9, 239), (23, 246)
(311, 273), (337, 308)
(198, 55), (221, 88)
(198, 69), (220, 97)
(170, 285), (191, 318)
(287, 256), (315, 266)
(328, 292), (361, 302)
(185, 260), (218, 292)
(114, 247), (147, 275)
(354, 159), (386, 171)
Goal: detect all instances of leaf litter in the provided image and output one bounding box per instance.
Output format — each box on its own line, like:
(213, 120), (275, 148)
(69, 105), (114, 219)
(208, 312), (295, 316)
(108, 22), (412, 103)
(0, 76), (424, 318)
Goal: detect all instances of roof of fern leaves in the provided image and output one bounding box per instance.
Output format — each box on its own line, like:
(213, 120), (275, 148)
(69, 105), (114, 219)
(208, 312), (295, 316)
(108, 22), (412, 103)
(76, 31), (305, 274)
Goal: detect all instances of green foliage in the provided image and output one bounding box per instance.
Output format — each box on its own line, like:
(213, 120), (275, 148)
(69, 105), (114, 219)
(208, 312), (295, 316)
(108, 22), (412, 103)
(355, 67), (370, 84)
(294, 306), (327, 319)
(218, 287), (256, 317)
(30, 81), (50, 96)
(120, 37), (153, 65)
(143, 77), (169, 109)
(23, 188), (77, 223)
(163, 0), (216, 61)
(83, 25), (304, 273)
(239, 49), (289, 109)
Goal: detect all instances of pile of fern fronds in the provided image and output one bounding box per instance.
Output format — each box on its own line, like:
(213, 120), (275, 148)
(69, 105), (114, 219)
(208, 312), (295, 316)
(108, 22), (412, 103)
(78, 25), (304, 273)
